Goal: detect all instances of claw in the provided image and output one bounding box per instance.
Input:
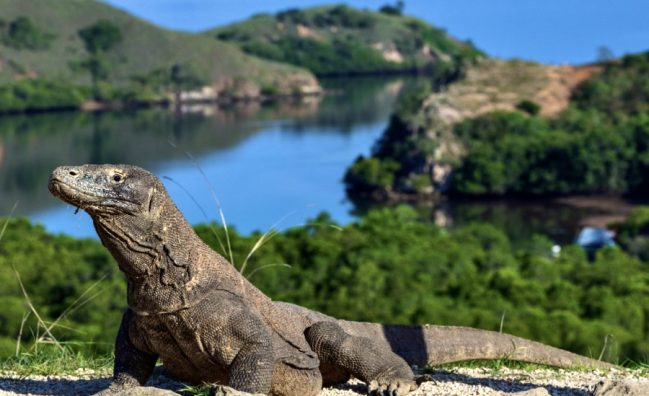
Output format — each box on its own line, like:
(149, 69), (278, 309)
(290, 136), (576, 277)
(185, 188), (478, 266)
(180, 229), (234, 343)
(367, 379), (417, 396)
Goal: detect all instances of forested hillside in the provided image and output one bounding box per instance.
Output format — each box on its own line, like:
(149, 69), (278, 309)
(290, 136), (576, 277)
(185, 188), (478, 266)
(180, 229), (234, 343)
(1, 207), (648, 363)
(208, 4), (482, 76)
(345, 52), (649, 201)
(0, 0), (318, 112)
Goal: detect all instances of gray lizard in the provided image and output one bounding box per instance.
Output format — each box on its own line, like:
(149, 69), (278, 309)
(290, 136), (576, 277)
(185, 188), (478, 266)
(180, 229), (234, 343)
(48, 164), (611, 396)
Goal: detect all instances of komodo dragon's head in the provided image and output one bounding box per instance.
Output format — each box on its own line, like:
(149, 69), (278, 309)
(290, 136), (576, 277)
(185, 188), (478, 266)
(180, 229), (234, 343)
(50, 164), (209, 311)
(49, 164), (164, 218)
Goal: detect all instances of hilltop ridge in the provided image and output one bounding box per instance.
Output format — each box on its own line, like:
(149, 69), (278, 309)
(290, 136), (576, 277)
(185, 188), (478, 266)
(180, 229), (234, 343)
(207, 4), (483, 76)
(0, 0), (319, 110)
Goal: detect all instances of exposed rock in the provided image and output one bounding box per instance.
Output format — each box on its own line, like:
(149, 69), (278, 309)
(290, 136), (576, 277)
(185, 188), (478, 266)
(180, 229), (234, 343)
(593, 379), (649, 396)
(296, 24), (320, 40)
(361, 58), (604, 197)
(178, 86), (218, 102)
(371, 42), (404, 63)
(115, 387), (180, 396)
(422, 59), (601, 125)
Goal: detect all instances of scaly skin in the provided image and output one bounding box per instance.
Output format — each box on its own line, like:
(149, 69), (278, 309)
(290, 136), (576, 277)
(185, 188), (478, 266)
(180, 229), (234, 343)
(48, 164), (611, 396)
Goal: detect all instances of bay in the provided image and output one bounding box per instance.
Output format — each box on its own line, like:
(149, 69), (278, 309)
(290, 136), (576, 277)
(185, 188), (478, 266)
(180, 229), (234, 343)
(0, 77), (416, 238)
(0, 75), (640, 244)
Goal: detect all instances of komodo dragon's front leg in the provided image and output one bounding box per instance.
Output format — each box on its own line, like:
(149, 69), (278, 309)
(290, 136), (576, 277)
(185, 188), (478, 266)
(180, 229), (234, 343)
(99, 310), (158, 394)
(305, 321), (417, 396)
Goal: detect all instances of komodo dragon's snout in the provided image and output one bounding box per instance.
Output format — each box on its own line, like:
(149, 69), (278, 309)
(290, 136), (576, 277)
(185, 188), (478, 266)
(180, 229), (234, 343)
(49, 164), (160, 216)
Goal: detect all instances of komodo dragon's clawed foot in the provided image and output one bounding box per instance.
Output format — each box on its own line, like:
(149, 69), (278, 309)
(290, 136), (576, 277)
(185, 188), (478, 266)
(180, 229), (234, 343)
(305, 321), (417, 396)
(368, 376), (418, 396)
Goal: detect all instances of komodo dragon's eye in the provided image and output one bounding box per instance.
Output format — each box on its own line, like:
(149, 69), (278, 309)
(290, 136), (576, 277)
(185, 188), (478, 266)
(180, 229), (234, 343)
(112, 174), (124, 183)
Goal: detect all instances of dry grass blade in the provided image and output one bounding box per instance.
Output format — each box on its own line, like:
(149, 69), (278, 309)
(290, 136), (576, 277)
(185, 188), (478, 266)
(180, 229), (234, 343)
(246, 263), (292, 279)
(241, 220), (342, 277)
(3, 202), (109, 353)
(41, 276), (108, 339)
(168, 141), (235, 266)
(0, 201), (19, 241)
(599, 334), (613, 361)
(16, 312), (30, 357)
(499, 311), (506, 333)
(11, 267), (64, 352)
(239, 210), (300, 275)
(240, 228), (280, 276)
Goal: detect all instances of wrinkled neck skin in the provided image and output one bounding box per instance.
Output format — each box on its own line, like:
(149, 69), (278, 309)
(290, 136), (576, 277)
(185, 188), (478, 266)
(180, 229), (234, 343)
(92, 194), (219, 315)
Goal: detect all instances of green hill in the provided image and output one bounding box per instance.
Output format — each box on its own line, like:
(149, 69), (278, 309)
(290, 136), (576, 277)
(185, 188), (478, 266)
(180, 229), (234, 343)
(0, 0), (318, 110)
(207, 5), (483, 76)
(344, 52), (649, 202)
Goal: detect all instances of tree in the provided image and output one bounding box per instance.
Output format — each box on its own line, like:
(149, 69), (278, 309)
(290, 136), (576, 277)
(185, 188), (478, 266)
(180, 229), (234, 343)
(78, 20), (122, 54)
(170, 63), (205, 103)
(169, 63), (205, 91)
(1, 16), (55, 50)
(379, 1), (405, 16)
(77, 20), (122, 99)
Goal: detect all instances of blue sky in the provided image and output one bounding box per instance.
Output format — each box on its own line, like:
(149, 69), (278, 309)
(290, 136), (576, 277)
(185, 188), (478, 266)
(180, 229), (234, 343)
(102, 0), (648, 65)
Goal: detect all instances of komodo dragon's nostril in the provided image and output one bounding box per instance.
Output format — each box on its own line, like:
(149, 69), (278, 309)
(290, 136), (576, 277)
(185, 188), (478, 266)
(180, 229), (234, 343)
(69, 170), (78, 176)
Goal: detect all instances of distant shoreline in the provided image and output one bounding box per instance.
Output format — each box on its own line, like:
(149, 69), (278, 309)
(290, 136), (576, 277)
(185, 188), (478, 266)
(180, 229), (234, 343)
(0, 86), (323, 117)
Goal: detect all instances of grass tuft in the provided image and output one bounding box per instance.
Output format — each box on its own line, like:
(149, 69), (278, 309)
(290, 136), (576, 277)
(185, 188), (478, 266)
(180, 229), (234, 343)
(0, 346), (112, 377)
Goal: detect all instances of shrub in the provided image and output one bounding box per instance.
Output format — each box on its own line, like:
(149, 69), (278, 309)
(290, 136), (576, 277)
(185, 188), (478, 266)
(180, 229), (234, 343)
(0, 79), (87, 113)
(1, 16), (55, 50)
(516, 99), (541, 115)
(344, 156), (401, 193)
(379, 1), (404, 16)
(2, 210), (649, 362)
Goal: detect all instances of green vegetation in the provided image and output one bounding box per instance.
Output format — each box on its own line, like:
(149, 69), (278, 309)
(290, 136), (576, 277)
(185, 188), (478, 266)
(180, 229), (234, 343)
(209, 5), (482, 76)
(0, 79), (87, 113)
(572, 52), (649, 115)
(0, 347), (112, 376)
(345, 51), (649, 199)
(2, 207), (649, 363)
(344, 82), (436, 198)
(0, 0), (317, 113)
(76, 20), (123, 98)
(0, 218), (125, 357)
(449, 109), (644, 195)
(515, 99), (540, 115)
(614, 207), (649, 261)
(0, 16), (55, 50)
(379, 1), (405, 16)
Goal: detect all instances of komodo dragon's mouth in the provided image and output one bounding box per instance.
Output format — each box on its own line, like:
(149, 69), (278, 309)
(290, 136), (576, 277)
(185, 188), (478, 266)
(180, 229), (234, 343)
(49, 176), (142, 216)
(48, 177), (100, 208)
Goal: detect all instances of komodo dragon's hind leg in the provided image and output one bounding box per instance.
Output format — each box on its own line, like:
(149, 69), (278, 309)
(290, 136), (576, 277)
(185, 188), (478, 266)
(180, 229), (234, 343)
(305, 321), (417, 396)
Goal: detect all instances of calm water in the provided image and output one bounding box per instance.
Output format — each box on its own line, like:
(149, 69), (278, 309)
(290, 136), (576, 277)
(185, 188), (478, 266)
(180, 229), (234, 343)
(0, 76), (640, 242)
(0, 77), (417, 238)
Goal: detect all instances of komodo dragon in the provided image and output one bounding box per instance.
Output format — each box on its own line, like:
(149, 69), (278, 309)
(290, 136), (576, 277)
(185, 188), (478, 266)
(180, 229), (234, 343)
(48, 164), (611, 396)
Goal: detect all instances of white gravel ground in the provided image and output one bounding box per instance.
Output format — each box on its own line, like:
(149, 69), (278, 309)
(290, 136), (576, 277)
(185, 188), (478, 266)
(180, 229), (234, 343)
(0, 367), (647, 395)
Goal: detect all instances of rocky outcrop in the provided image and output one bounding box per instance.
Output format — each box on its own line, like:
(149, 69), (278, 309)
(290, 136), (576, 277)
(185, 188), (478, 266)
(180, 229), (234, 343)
(414, 59), (600, 194)
(345, 58), (602, 202)
(424, 59), (600, 123)
(166, 73), (321, 105)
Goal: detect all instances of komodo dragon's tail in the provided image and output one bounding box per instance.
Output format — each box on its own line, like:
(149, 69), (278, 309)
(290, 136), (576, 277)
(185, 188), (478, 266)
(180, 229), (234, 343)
(335, 320), (613, 369)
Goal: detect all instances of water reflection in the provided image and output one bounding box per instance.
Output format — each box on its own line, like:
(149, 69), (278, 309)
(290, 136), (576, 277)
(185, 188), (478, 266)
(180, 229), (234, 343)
(420, 195), (643, 246)
(1, 76), (419, 236)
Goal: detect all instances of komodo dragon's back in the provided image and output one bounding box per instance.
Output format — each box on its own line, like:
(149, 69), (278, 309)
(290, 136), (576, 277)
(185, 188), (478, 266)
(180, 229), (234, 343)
(48, 164), (612, 396)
